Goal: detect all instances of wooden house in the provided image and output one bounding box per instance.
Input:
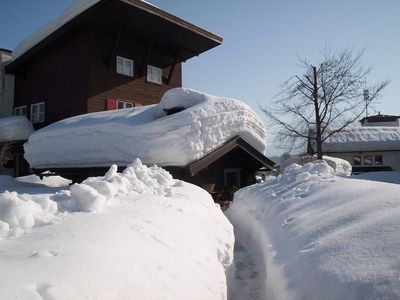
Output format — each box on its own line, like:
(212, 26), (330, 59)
(6, 0), (222, 129)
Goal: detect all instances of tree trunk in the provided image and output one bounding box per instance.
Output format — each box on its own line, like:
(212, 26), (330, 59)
(312, 66), (323, 159)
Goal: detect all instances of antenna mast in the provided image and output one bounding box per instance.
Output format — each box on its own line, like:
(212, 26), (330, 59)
(363, 79), (369, 117)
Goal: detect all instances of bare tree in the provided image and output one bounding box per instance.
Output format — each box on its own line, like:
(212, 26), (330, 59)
(263, 48), (389, 159)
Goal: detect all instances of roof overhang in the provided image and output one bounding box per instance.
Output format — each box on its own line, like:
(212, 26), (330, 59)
(6, 0), (222, 72)
(187, 136), (275, 176)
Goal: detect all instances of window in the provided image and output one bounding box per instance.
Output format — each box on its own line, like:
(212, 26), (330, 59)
(374, 155), (383, 165)
(353, 156), (361, 166)
(14, 106), (27, 117)
(116, 100), (133, 110)
(116, 56), (134, 77)
(147, 65), (162, 84)
(364, 155), (372, 165)
(30, 102), (45, 124)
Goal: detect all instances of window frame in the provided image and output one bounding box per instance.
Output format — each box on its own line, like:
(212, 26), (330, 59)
(116, 100), (134, 110)
(30, 102), (45, 124)
(147, 65), (162, 85)
(14, 105), (27, 117)
(116, 56), (134, 77)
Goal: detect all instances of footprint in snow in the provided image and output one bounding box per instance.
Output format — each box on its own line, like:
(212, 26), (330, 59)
(282, 216), (295, 228)
(30, 250), (58, 258)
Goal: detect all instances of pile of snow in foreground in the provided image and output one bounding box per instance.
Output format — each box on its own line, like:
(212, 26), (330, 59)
(24, 88), (267, 168)
(319, 126), (400, 152)
(0, 116), (34, 142)
(0, 159), (234, 299)
(227, 161), (400, 300)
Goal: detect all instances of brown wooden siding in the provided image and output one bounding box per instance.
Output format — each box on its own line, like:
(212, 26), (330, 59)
(87, 26), (182, 113)
(13, 27), (90, 128)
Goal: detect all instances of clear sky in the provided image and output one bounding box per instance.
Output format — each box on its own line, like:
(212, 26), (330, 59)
(1, 0), (399, 155)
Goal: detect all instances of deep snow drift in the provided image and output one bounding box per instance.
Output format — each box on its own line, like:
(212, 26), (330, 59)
(227, 161), (400, 300)
(24, 88), (267, 168)
(0, 159), (234, 299)
(0, 116), (34, 142)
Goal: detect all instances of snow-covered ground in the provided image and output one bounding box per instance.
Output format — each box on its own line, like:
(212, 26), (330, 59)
(227, 161), (400, 300)
(25, 88), (266, 169)
(352, 171), (400, 184)
(0, 160), (234, 299)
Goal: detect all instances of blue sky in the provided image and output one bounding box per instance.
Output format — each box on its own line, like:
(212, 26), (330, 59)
(1, 0), (399, 155)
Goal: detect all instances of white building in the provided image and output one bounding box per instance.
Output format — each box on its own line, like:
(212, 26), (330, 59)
(0, 48), (14, 117)
(321, 116), (400, 173)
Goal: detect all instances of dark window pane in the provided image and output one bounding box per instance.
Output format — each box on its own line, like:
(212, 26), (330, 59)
(364, 155), (372, 165)
(374, 155), (383, 165)
(353, 156), (361, 165)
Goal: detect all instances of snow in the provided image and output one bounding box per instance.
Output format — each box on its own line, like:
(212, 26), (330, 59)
(24, 88), (267, 169)
(0, 159), (234, 299)
(352, 171), (400, 184)
(0, 116), (34, 142)
(320, 126), (400, 152)
(227, 160), (400, 300)
(280, 155), (352, 176)
(12, 0), (154, 61)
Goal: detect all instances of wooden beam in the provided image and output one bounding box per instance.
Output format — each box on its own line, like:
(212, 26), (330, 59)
(166, 48), (180, 85)
(141, 39), (154, 76)
(108, 27), (123, 67)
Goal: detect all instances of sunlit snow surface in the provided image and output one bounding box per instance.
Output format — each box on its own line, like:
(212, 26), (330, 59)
(24, 88), (267, 169)
(0, 159), (234, 299)
(0, 116), (34, 142)
(227, 161), (400, 300)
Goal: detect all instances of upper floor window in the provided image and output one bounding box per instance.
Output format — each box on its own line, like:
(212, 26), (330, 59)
(147, 65), (162, 84)
(374, 155), (383, 165)
(117, 100), (133, 109)
(14, 106), (27, 117)
(30, 102), (45, 124)
(364, 155), (373, 165)
(116, 56), (134, 77)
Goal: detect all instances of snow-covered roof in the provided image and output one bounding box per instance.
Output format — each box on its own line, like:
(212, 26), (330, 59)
(320, 127), (400, 152)
(11, 0), (220, 65)
(12, 0), (101, 60)
(24, 88), (267, 169)
(0, 116), (34, 143)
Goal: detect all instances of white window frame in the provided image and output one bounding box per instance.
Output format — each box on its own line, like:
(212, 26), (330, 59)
(116, 56), (134, 77)
(14, 105), (27, 117)
(30, 102), (45, 124)
(147, 65), (162, 84)
(116, 100), (134, 110)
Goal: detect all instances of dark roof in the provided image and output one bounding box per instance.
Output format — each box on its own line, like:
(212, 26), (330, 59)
(0, 48), (12, 54)
(187, 136), (275, 176)
(6, 0), (222, 72)
(360, 114), (400, 123)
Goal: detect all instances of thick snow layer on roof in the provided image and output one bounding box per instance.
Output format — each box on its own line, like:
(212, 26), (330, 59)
(321, 127), (400, 152)
(0, 116), (34, 142)
(13, 0), (100, 60)
(227, 161), (400, 300)
(12, 0), (157, 60)
(24, 88), (267, 169)
(0, 160), (234, 299)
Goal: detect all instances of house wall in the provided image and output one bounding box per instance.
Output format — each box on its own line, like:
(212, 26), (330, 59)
(87, 26), (182, 112)
(0, 51), (14, 117)
(13, 27), (90, 129)
(326, 151), (400, 171)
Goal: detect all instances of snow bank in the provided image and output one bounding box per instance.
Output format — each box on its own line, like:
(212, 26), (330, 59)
(353, 171), (400, 184)
(24, 88), (267, 168)
(0, 116), (34, 142)
(280, 155), (352, 176)
(227, 161), (400, 300)
(0, 159), (234, 299)
(321, 127), (400, 152)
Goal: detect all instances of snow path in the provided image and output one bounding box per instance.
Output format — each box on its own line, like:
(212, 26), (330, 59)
(228, 238), (264, 300)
